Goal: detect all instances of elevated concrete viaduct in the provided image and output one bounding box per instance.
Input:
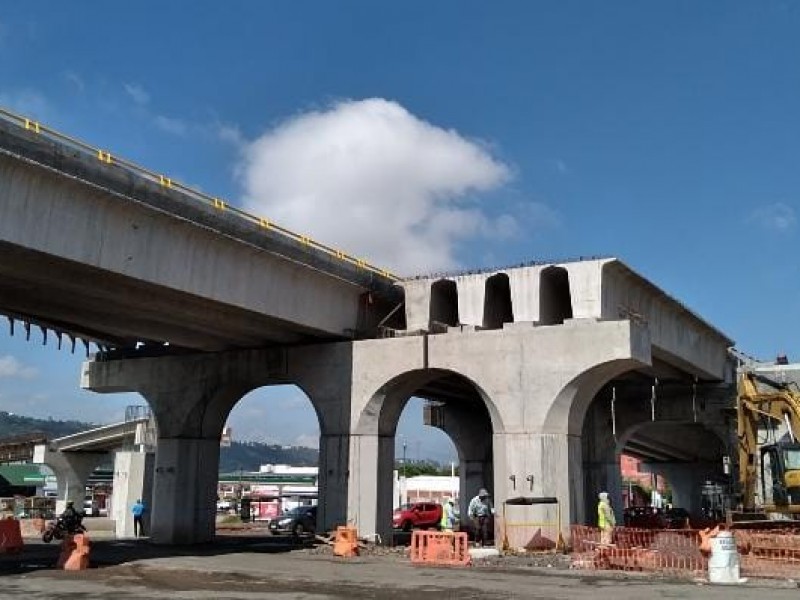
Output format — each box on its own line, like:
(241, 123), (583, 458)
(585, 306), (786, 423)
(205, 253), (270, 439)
(33, 416), (151, 516)
(84, 259), (734, 544)
(1, 109), (735, 545)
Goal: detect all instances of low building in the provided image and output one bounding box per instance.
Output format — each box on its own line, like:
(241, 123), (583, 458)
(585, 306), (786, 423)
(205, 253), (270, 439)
(394, 472), (459, 508)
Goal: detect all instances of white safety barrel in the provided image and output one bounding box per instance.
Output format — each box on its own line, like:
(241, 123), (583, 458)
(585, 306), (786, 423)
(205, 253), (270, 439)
(708, 531), (740, 584)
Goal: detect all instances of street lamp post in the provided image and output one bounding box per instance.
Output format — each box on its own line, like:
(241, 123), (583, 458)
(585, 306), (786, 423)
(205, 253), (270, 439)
(397, 438), (408, 508)
(402, 441), (407, 479)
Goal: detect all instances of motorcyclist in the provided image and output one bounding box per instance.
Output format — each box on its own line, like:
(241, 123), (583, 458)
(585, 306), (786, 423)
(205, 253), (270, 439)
(59, 500), (85, 535)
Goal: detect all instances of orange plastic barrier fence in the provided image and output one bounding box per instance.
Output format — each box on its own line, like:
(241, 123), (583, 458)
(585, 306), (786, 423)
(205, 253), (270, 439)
(735, 529), (800, 579)
(571, 525), (800, 580)
(410, 530), (470, 567)
(0, 518), (23, 554)
(571, 525), (706, 576)
(57, 533), (91, 570)
(333, 526), (359, 558)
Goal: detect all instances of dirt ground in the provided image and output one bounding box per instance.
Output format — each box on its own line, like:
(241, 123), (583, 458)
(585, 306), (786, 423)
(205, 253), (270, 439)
(0, 534), (798, 599)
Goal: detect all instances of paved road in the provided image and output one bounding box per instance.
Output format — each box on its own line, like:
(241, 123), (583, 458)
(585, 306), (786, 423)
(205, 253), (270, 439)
(1, 536), (797, 599)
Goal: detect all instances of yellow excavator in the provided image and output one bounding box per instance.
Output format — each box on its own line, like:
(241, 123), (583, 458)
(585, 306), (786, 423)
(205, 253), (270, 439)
(737, 370), (800, 515)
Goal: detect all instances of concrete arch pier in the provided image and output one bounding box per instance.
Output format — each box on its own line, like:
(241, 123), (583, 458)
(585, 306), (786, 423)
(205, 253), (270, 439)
(84, 346), (355, 544)
(82, 258), (734, 545)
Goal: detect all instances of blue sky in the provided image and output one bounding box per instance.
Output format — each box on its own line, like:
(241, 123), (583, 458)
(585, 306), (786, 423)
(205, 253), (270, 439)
(1, 2), (800, 463)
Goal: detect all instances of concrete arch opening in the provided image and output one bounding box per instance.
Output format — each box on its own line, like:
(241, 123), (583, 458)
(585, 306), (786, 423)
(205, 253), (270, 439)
(394, 398), (459, 515)
(483, 273), (513, 329)
(354, 368), (497, 543)
(581, 376), (732, 527)
(539, 266), (573, 325)
(218, 385), (320, 529)
(430, 280), (459, 329)
(618, 421), (727, 524)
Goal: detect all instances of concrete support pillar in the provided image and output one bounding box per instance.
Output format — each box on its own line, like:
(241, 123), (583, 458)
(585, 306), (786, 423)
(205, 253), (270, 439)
(460, 458), (490, 520)
(582, 460), (623, 525)
(581, 395), (623, 524)
(646, 461), (722, 518)
(112, 451), (154, 538)
(431, 400), (493, 522)
(34, 446), (106, 514)
(317, 433), (350, 532)
(494, 432), (583, 530)
(348, 433), (394, 542)
(150, 438), (220, 544)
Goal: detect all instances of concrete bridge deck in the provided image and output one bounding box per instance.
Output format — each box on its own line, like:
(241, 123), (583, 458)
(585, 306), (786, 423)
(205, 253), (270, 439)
(0, 108), (400, 351)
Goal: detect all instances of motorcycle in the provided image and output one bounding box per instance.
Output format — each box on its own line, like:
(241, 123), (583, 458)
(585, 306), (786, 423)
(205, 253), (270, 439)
(42, 514), (86, 543)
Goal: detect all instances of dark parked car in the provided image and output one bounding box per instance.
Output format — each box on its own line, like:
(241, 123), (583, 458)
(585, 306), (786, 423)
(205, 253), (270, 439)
(623, 506), (662, 528)
(661, 507), (690, 529)
(392, 502), (442, 531)
(623, 506), (690, 529)
(269, 505), (317, 537)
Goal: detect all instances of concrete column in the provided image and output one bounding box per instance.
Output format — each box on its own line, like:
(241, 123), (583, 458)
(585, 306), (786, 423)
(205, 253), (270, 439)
(646, 461), (722, 518)
(150, 438), (220, 545)
(34, 446), (106, 514)
(348, 433), (394, 543)
(460, 458), (492, 523)
(112, 451), (154, 538)
(494, 432), (583, 530)
(317, 433), (350, 532)
(582, 460), (623, 524)
(430, 400), (493, 522)
(581, 394), (624, 524)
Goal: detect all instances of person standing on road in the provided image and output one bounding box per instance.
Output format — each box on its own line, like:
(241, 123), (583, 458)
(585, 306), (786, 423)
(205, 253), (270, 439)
(440, 497), (457, 531)
(468, 488), (493, 547)
(132, 499), (146, 538)
(597, 491), (616, 545)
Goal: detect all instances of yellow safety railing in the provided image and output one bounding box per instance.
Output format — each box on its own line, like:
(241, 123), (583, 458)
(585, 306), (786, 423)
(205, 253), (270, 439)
(0, 106), (399, 282)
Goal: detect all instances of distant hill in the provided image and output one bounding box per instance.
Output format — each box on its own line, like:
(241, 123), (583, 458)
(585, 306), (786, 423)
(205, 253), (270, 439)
(0, 411), (319, 471)
(219, 440), (318, 472)
(0, 411), (94, 441)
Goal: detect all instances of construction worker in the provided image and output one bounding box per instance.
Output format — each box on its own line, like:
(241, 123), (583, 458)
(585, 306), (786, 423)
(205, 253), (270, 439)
(597, 491), (616, 545)
(132, 499), (146, 537)
(468, 488), (493, 547)
(440, 497), (456, 531)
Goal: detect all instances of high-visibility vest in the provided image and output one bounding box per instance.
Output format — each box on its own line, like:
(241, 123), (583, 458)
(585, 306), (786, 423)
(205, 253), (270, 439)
(597, 501), (607, 529)
(440, 505), (449, 529)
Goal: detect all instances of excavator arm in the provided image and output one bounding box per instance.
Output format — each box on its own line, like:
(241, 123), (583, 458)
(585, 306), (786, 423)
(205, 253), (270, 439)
(737, 371), (800, 512)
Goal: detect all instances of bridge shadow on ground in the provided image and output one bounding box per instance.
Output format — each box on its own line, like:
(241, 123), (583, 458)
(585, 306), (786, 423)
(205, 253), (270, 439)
(0, 533), (315, 576)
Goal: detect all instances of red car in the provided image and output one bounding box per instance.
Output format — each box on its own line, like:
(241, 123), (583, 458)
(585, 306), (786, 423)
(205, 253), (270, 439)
(392, 502), (443, 531)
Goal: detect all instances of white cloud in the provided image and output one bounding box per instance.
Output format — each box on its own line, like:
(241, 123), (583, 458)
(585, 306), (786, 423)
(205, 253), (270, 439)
(217, 123), (244, 146)
(0, 89), (50, 120)
(238, 98), (514, 275)
(153, 115), (188, 135)
(123, 83), (150, 106)
(0, 355), (38, 379)
(63, 71), (85, 93)
(749, 203), (796, 232)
